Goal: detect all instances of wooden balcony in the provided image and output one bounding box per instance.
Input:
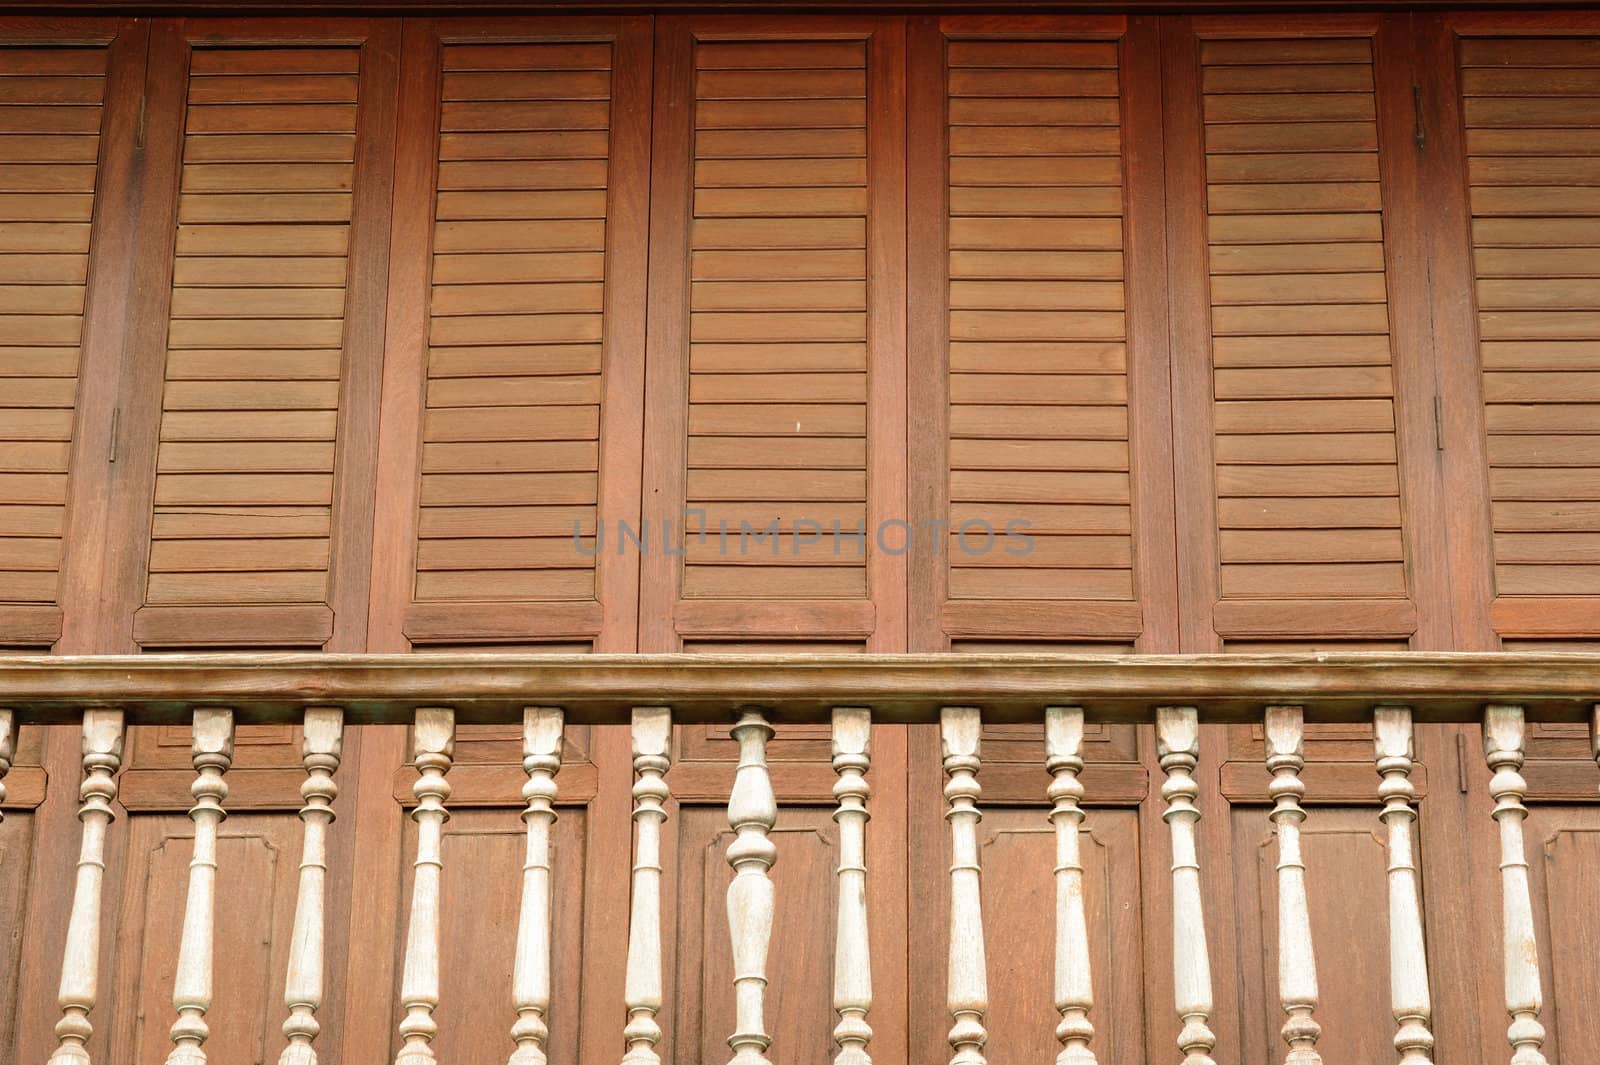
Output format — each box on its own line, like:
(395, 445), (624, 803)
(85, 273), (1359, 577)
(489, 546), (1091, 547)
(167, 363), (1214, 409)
(2, 650), (1596, 1065)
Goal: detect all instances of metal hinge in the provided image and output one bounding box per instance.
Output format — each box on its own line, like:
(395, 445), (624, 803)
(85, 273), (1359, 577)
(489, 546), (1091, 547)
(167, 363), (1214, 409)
(1434, 396), (1444, 451)
(108, 407), (119, 463)
(1413, 85), (1426, 151)
(135, 95), (146, 150)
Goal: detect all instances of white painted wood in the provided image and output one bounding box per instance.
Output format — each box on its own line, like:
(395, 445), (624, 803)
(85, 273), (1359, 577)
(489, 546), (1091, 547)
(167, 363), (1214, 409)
(1156, 706), (1216, 1065)
(623, 707), (673, 1065)
(725, 710), (777, 1065)
(1045, 706), (1096, 1065)
(941, 706), (988, 1065)
(1373, 706), (1436, 1065)
(46, 710), (124, 1065)
(1263, 706), (1322, 1065)
(165, 708), (237, 1065)
(279, 708), (343, 1065)
(831, 707), (873, 1065)
(1483, 706), (1549, 1065)
(0, 709), (13, 828)
(395, 708), (456, 1065)
(510, 707), (564, 1065)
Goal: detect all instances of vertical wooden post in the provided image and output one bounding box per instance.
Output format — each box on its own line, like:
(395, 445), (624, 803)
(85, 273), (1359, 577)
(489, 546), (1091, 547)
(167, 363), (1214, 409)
(509, 708), (564, 1065)
(395, 708), (456, 1065)
(1264, 707), (1321, 1065)
(47, 709), (124, 1065)
(940, 706), (987, 1065)
(831, 707), (873, 1065)
(165, 708), (237, 1065)
(1482, 706), (1548, 1065)
(1156, 706), (1216, 1065)
(622, 707), (673, 1065)
(725, 710), (776, 1065)
(1374, 706), (1435, 1065)
(1045, 706), (1096, 1065)
(279, 708), (344, 1065)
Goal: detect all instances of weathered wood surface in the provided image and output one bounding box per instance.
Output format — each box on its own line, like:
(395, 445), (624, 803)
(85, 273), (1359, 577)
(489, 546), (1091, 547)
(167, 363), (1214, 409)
(0, 653), (1599, 724)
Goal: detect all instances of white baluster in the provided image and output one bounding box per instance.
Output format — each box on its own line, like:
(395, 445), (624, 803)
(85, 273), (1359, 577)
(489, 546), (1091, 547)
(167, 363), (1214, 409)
(510, 707), (564, 1065)
(1045, 706), (1096, 1065)
(1264, 706), (1322, 1065)
(831, 707), (873, 1065)
(622, 707), (673, 1065)
(726, 710), (776, 1065)
(47, 709), (124, 1065)
(1156, 706), (1216, 1065)
(395, 708), (455, 1065)
(941, 706), (987, 1065)
(279, 708), (344, 1065)
(1483, 706), (1549, 1065)
(0, 709), (13, 829)
(165, 708), (236, 1065)
(1373, 706), (1435, 1065)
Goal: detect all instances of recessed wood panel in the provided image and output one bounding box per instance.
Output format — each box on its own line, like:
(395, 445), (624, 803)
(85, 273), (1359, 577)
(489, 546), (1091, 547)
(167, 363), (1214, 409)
(0, 41), (110, 646)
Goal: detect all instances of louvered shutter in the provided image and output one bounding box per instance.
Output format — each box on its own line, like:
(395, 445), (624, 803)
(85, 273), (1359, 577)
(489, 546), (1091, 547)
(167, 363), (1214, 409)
(0, 21), (138, 649)
(1166, 17), (1447, 651)
(639, 17), (905, 652)
(113, 20), (397, 650)
(1432, 19), (1600, 648)
(907, 16), (1178, 652)
(366, 17), (649, 653)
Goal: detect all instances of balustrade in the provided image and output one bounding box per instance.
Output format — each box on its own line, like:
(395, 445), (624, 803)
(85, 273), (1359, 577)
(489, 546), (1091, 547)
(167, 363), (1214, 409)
(2, 652), (1597, 1063)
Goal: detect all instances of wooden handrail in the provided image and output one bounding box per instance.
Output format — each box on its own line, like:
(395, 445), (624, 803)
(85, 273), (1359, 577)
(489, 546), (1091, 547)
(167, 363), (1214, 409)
(0, 652), (1596, 724)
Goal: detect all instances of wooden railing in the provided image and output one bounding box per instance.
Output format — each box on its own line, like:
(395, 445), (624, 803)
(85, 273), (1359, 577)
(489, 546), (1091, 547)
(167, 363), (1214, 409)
(2, 651), (1597, 1065)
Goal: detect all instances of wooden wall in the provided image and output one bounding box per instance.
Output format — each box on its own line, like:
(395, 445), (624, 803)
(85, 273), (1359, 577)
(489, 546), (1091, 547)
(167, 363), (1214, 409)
(3, 10), (1600, 1065)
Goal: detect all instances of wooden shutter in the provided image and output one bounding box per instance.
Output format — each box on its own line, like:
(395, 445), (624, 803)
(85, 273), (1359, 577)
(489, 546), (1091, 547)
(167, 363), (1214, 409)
(109, 19), (397, 650)
(1165, 16), (1449, 652)
(366, 17), (649, 653)
(639, 17), (905, 652)
(1429, 15), (1600, 649)
(0, 19), (141, 649)
(907, 15), (1177, 653)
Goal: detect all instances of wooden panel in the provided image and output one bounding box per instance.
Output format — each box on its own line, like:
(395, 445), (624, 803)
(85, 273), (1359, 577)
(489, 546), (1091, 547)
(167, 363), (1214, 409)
(0, 37), (111, 646)
(1167, 16), (1444, 650)
(1457, 34), (1600, 635)
(370, 18), (648, 653)
(640, 17), (905, 650)
(909, 15), (1176, 652)
(109, 20), (397, 651)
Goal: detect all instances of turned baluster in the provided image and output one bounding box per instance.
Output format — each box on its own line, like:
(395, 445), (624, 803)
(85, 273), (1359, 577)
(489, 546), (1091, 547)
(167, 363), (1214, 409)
(1156, 706), (1216, 1065)
(1045, 706), (1096, 1065)
(1264, 706), (1322, 1065)
(279, 708), (343, 1065)
(47, 709), (125, 1065)
(1374, 707), (1435, 1065)
(725, 710), (777, 1065)
(509, 707), (564, 1065)
(165, 708), (237, 1065)
(831, 707), (873, 1065)
(941, 706), (988, 1065)
(622, 707), (673, 1065)
(1483, 706), (1549, 1065)
(395, 708), (456, 1065)
(0, 709), (13, 832)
